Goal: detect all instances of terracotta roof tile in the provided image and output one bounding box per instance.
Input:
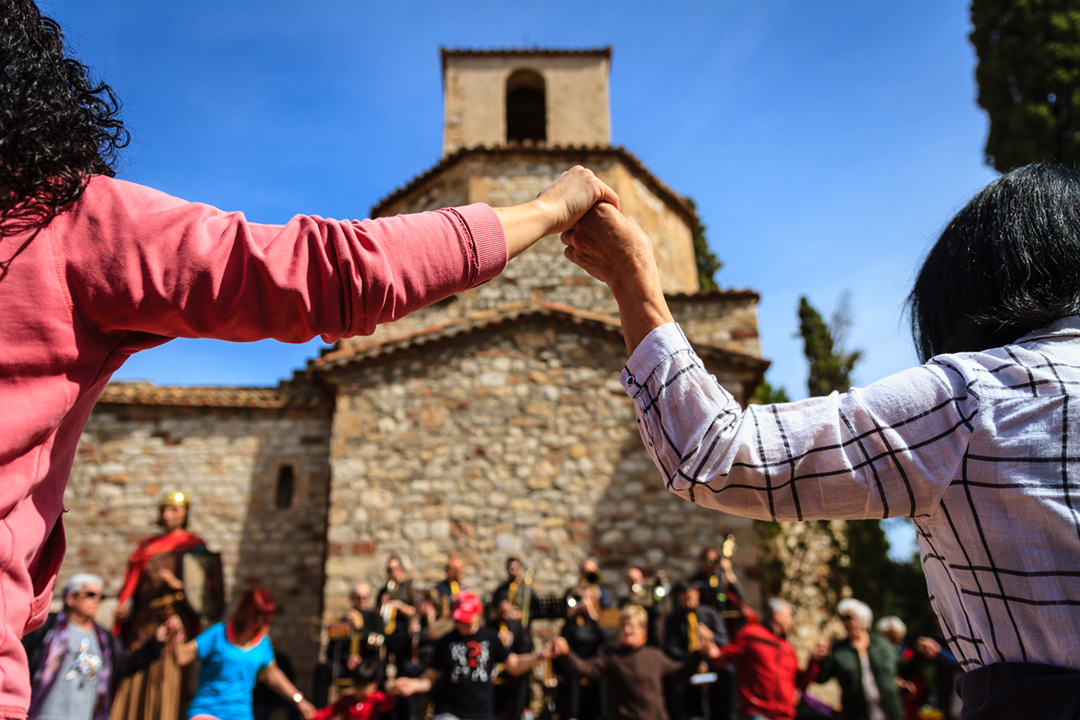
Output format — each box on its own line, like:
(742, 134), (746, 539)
(313, 302), (767, 373)
(96, 382), (331, 410)
(667, 288), (761, 301)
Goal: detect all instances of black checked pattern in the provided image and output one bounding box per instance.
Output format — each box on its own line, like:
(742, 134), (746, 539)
(620, 320), (1080, 672)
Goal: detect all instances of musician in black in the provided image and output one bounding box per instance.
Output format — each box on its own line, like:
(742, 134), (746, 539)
(327, 583), (385, 682)
(664, 581), (732, 720)
(378, 556), (419, 720)
(487, 595), (533, 720)
(688, 547), (751, 637)
(434, 555), (466, 620)
(378, 556), (418, 646)
(557, 559), (610, 720)
(491, 557), (538, 624)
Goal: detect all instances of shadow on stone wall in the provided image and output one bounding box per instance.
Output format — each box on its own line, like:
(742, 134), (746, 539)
(232, 412), (332, 695)
(588, 434), (761, 610)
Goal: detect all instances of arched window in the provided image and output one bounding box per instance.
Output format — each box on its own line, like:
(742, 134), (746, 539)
(275, 464), (295, 509)
(506, 70), (546, 144)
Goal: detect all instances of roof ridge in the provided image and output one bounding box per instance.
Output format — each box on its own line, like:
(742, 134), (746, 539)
(97, 382), (331, 410)
(441, 47), (611, 58)
(316, 301), (535, 365)
(369, 145), (696, 224)
(314, 302), (626, 372)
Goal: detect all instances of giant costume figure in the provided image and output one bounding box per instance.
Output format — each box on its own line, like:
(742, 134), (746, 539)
(110, 491), (221, 720)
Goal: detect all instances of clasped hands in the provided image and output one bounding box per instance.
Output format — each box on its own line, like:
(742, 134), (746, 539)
(553, 170), (674, 353)
(528, 166), (660, 297)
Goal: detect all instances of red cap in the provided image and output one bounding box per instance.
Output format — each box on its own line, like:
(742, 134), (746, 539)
(452, 590), (483, 623)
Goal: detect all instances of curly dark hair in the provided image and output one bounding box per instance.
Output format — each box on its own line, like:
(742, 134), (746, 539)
(0, 0), (128, 223)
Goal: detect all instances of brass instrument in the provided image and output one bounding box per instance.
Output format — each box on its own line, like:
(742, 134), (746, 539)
(320, 615), (386, 701)
(722, 532), (738, 559)
(542, 656), (557, 688)
(521, 569), (534, 627)
(650, 569), (670, 605)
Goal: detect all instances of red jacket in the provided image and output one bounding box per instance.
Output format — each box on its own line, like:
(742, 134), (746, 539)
(313, 690), (395, 720)
(710, 623), (814, 720)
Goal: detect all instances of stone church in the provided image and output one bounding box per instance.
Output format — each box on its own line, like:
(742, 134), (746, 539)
(63, 48), (769, 688)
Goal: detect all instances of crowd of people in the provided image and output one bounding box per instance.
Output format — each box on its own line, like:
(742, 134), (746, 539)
(23, 490), (957, 720)
(320, 551), (959, 720)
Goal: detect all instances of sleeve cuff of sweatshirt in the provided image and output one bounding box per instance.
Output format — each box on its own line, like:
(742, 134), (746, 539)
(452, 203), (508, 287)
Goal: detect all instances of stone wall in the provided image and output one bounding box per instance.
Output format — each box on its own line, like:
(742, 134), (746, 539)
(319, 313), (760, 622)
(669, 292), (763, 359)
(64, 401), (332, 691)
(380, 151), (699, 300)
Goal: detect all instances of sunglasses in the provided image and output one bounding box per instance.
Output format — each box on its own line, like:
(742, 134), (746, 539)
(75, 591), (102, 600)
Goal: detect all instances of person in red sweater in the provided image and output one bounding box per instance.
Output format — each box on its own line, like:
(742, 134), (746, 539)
(314, 658), (394, 720)
(702, 599), (826, 720)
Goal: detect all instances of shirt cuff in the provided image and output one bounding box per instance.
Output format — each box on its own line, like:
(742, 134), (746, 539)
(452, 203), (508, 287)
(619, 322), (691, 393)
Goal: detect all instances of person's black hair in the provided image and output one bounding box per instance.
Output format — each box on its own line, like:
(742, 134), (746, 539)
(909, 163), (1080, 362)
(351, 657), (382, 687)
(0, 0), (128, 224)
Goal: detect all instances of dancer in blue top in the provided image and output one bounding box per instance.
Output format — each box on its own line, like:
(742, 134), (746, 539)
(174, 588), (315, 720)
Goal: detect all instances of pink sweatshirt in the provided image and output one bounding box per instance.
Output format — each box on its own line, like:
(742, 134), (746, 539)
(0, 176), (507, 717)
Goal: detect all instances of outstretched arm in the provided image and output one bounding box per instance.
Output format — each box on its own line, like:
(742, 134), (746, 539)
(561, 203), (971, 523)
(64, 168), (615, 352)
(390, 668), (438, 697)
(258, 660), (316, 719)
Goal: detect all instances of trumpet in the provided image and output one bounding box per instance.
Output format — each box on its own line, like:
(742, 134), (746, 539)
(650, 569), (670, 605)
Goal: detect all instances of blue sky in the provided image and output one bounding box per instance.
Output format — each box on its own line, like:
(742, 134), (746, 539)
(44, 1), (994, 558)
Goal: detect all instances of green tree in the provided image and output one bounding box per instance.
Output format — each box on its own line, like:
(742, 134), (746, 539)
(750, 379), (791, 405)
(685, 197), (721, 291)
(844, 518), (895, 612)
(970, 0), (1080, 172)
(797, 295), (861, 397)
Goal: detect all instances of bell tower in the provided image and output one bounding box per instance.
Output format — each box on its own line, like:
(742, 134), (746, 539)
(441, 48), (612, 155)
(367, 46), (765, 368)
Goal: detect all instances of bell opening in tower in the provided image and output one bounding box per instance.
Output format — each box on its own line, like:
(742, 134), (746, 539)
(506, 69), (546, 144)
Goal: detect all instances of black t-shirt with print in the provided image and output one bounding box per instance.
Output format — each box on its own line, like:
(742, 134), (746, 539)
(431, 626), (510, 720)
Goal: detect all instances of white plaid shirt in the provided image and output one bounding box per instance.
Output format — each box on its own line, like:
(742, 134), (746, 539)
(620, 319), (1080, 672)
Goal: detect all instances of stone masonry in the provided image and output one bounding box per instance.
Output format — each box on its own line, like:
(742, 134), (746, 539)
(318, 310), (760, 616)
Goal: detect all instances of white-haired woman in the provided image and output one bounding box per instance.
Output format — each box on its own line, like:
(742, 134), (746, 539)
(22, 574), (176, 720)
(809, 599), (902, 720)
